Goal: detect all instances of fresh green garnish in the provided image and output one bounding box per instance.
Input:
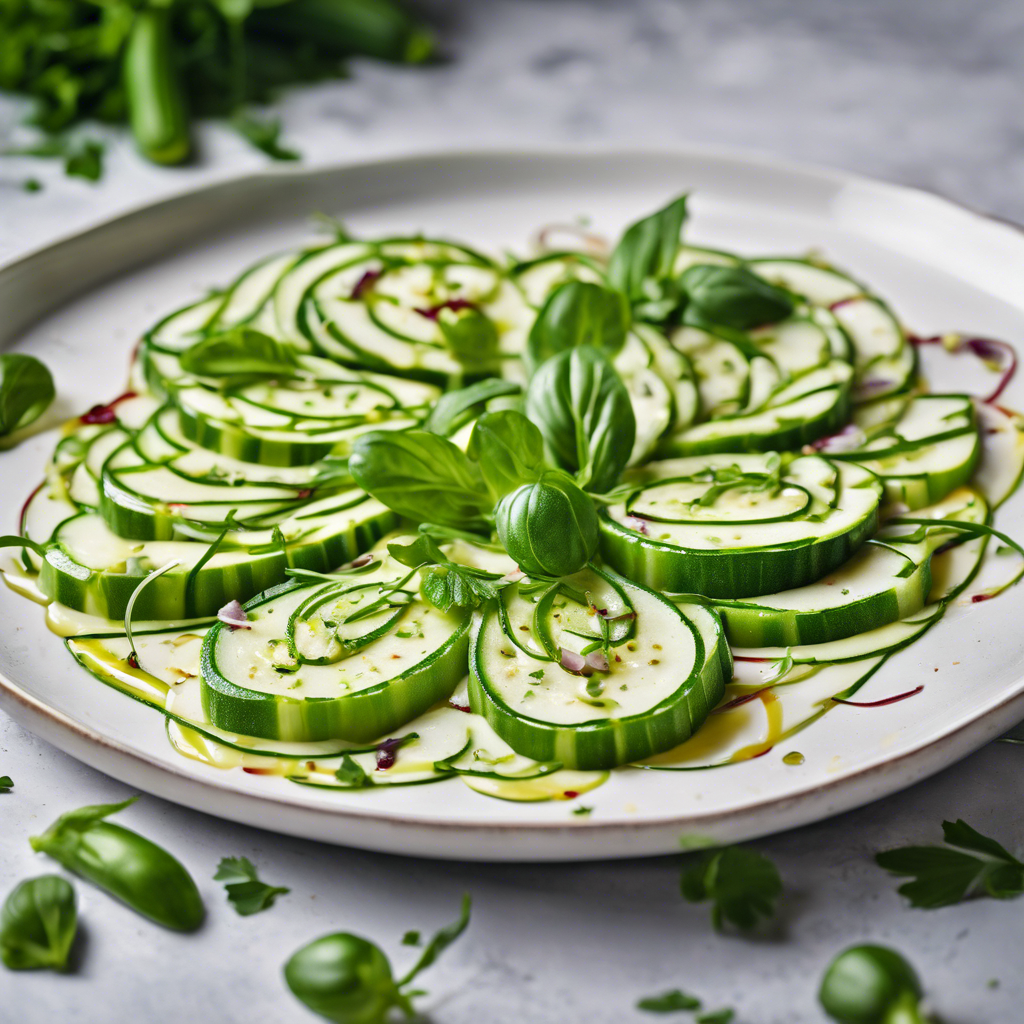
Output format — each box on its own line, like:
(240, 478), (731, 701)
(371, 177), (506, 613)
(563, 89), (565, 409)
(0, 875), (77, 972)
(231, 113), (300, 162)
(607, 193), (688, 308)
(179, 328), (302, 379)
(436, 307), (500, 370)
(0, 354), (55, 438)
(422, 378), (522, 437)
(637, 989), (702, 1013)
(29, 796), (204, 931)
(696, 1011), (734, 1024)
(819, 945), (932, 1024)
(467, 410), (546, 502)
(526, 280), (630, 370)
(387, 535), (509, 614)
(681, 846), (782, 931)
(680, 264), (794, 330)
(214, 856), (290, 916)
(334, 755), (372, 789)
(0, 776), (11, 793)
(401, 930), (420, 946)
(284, 894), (470, 1024)
(876, 818), (1024, 907)
(571, 805), (593, 817)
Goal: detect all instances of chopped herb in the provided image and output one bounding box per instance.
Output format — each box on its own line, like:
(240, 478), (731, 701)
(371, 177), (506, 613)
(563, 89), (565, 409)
(637, 989), (702, 1013)
(696, 1011), (734, 1024)
(572, 806), (593, 817)
(231, 113), (300, 162)
(876, 819), (1024, 908)
(0, 776), (11, 792)
(401, 930), (421, 946)
(529, 669), (545, 680)
(215, 856), (290, 916)
(23, 179), (42, 192)
(334, 755), (372, 789)
(681, 846), (782, 931)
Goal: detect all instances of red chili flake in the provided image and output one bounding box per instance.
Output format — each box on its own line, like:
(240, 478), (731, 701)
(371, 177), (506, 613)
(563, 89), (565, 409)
(832, 684), (924, 708)
(305, 760), (316, 771)
(751, 746), (774, 759)
(414, 298), (476, 320)
(563, 790), (579, 799)
(80, 391), (137, 424)
(390, 653), (402, 659)
(448, 700), (472, 714)
(351, 269), (383, 299)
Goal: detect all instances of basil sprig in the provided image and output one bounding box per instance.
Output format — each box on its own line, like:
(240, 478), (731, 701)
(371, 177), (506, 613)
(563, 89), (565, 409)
(179, 327), (302, 379)
(526, 280), (630, 371)
(680, 264), (794, 330)
(525, 347), (635, 494)
(0, 353), (55, 438)
(607, 193), (688, 304)
(423, 378), (521, 437)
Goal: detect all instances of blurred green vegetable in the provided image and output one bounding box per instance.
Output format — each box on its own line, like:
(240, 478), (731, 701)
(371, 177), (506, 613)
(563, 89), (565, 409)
(0, 353), (55, 438)
(0, 0), (436, 174)
(819, 945), (932, 1024)
(0, 875), (77, 972)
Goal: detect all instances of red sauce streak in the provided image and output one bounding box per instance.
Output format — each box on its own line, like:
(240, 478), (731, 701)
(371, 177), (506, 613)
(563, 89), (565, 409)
(832, 685), (924, 708)
(414, 298), (476, 320)
(80, 392), (137, 424)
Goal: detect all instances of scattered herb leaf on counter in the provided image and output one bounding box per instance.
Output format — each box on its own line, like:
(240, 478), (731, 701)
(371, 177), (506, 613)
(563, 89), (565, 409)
(401, 930), (420, 946)
(819, 945), (932, 1024)
(0, 354), (55, 438)
(0, 875), (78, 972)
(681, 846), (782, 931)
(284, 894), (471, 1024)
(231, 113), (300, 162)
(637, 989), (702, 1013)
(876, 819), (1024, 908)
(30, 796), (205, 931)
(215, 856), (290, 916)
(0, 776), (12, 792)
(3, 138), (105, 182)
(695, 1011), (734, 1024)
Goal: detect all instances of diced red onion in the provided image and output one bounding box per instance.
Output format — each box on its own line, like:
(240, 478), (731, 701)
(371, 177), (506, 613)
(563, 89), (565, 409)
(559, 648), (587, 674)
(909, 333), (1017, 404)
(811, 422), (864, 453)
(584, 650), (610, 673)
(80, 392), (137, 425)
(625, 515), (649, 535)
(596, 607), (636, 622)
(499, 568), (525, 584)
(375, 736), (406, 770)
(351, 269), (382, 299)
(217, 599), (251, 630)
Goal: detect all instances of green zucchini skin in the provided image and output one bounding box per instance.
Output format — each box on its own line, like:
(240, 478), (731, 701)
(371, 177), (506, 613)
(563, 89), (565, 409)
(467, 571), (729, 770)
(199, 581), (471, 743)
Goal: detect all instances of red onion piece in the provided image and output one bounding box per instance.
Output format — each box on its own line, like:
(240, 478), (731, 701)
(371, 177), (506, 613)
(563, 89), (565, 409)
(80, 391), (137, 425)
(217, 599), (251, 630)
(584, 650), (610, 673)
(375, 736), (407, 771)
(810, 422), (863, 453)
(448, 700), (472, 714)
(831, 684), (924, 708)
(414, 298), (476, 321)
(625, 515), (649, 535)
(351, 269), (382, 299)
(559, 648), (587, 674)
(909, 333), (1017, 404)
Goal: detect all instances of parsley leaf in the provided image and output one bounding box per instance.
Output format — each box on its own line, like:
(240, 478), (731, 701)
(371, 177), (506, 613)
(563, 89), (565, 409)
(0, 776), (12, 792)
(334, 755), (372, 788)
(387, 536), (508, 613)
(401, 930), (421, 946)
(572, 806), (593, 817)
(637, 989), (702, 1013)
(876, 819), (1024, 908)
(681, 846), (782, 931)
(214, 856), (289, 916)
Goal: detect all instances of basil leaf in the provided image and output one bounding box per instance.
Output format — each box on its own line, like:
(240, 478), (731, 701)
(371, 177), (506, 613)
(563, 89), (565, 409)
(680, 264), (794, 330)
(214, 856), (289, 916)
(387, 534), (449, 569)
(607, 193), (688, 301)
(349, 429), (492, 530)
(179, 328), (301, 378)
(0, 875), (77, 971)
(423, 378), (521, 436)
(526, 281), (630, 371)
(467, 410), (546, 501)
(437, 307), (500, 369)
(525, 347), (635, 493)
(0, 354), (55, 437)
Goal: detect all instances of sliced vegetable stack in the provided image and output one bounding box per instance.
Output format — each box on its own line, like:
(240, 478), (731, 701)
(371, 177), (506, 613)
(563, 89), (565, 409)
(4, 192), (1021, 800)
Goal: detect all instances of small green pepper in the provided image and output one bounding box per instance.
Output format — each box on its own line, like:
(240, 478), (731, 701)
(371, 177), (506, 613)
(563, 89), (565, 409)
(30, 797), (204, 932)
(0, 875), (77, 971)
(819, 945), (932, 1024)
(284, 894), (470, 1024)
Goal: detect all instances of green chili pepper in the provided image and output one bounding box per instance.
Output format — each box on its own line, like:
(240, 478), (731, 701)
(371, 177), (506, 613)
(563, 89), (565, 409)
(819, 945), (932, 1024)
(284, 894), (470, 1024)
(123, 7), (191, 165)
(30, 797), (204, 932)
(0, 875), (78, 972)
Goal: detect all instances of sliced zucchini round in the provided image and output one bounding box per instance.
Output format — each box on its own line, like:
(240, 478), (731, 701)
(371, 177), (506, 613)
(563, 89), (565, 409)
(200, 570), (471, 743)
(600, 453), (881, 598)
(467, 566), (729, 769)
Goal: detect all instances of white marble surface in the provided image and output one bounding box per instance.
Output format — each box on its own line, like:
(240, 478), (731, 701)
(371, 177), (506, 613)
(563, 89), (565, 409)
(2, 1), (1024, 1020)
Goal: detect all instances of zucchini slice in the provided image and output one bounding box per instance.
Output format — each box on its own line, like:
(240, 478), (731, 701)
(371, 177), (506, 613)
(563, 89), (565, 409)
(200, 566), (471, 742)
(714, 486), (987, 646)
(600, 452), (881, 598)
(467, 566), (729, 769)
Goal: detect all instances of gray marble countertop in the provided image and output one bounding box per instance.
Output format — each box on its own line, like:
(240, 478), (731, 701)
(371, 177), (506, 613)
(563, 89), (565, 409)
(2, 1), (1024, 1021)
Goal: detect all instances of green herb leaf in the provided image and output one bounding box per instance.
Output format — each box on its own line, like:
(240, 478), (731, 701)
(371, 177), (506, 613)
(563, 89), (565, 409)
(696, 1011), (734, 1024)
(0, 776), (12, 792)
(526, 280), (630, 370)
(334, 755), (373, 788)
(396, 893), (471, 987)
(179, 328), (301, 378)
(525, 347), (635, 493)
(421, 564), (503, 613)
(423, 378), (522, 436)
(467, 410), (547, 501)
(0, 875), (77, 971)
(680, 264), (794, 330)
(681, 846), (782, 931)
(607, 193), (688, 302)
(437, 307), (500, 370)
(636, 989), (702, 1013)
(214, 856), (290, 916)
(349, 429), (493, 531)
(64, 140), (104, 181)
(0, 354), (55, 437)
(387, 534), (448, 570)
(876, 819), (1024, 908)
(401, 930), (421, 946)
(232, 112), (300, 161)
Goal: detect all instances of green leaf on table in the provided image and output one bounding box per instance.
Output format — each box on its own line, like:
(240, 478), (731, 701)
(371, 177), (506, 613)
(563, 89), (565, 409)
(232, 113), (300, 161)
(64, 140), (104, 181)
(636, 989), (702, 1013)
(526, 280), (630, 371)
(0, 776), (12, 793)
(876, 819), (1024, 908)
(179, 328), (302, 379)
(401, 930), (421, 946)
(397, 893), (471, 987)
(696, 1011), (734, 1024)
(680, 264), (794, 331)
(0, 875), (77, 971)
(0, 354), (55, 437)
(214, 856), (290, 916)
(681, 845), (782, 931)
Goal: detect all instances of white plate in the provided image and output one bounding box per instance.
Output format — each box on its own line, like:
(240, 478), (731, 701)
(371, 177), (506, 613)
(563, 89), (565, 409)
(2, 148), (1023, 862)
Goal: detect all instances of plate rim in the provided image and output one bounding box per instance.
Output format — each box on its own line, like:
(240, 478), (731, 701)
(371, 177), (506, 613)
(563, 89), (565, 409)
(3, 144), (1024, 858)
